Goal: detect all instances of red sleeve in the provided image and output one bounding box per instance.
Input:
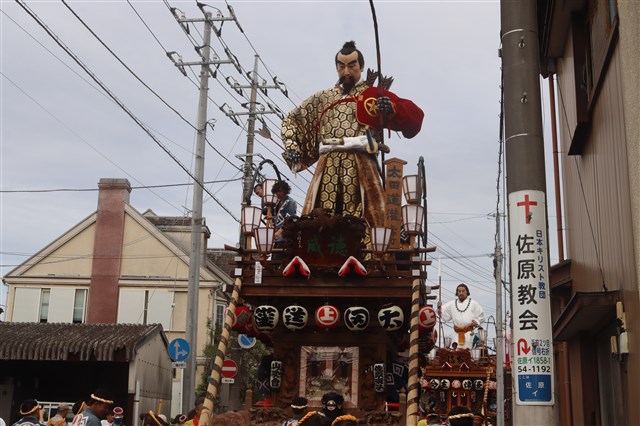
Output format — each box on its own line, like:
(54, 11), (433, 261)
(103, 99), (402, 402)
(386, 91), (424, 139)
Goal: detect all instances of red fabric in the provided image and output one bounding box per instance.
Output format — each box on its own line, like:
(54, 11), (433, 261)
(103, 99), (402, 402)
(355, 86), (424, 138)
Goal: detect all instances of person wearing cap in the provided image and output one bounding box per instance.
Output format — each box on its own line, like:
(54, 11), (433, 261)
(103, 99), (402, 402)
(48, 404), (71, 426)
(282, 396), (308, 426)
(75, 390), (114, 426)
(12, 399), (46, 426)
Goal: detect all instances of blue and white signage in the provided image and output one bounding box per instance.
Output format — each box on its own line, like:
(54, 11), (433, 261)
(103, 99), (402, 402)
(509, 190), (555, 405)
(238, 334), (256, 349)
(168, 338), (191, 362)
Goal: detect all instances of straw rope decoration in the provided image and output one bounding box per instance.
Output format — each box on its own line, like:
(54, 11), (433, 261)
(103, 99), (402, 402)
(406, 278), (422, 425)
(199, 278), (243, 426)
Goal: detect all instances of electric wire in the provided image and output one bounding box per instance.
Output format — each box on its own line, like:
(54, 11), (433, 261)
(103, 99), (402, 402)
(62, 0), (198, 132)
(14, 0), (240, 223)
(0, 71), (183, 213)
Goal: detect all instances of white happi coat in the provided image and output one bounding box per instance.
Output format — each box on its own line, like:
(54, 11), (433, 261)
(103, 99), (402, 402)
(439, 297), (484, 349)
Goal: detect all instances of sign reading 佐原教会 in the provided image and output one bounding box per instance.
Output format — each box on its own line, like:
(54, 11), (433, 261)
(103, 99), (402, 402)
(509, 190), (555, 405)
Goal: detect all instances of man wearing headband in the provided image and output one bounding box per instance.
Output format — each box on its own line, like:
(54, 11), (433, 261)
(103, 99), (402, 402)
(13, 399), (45, 426)
(437, 283), (485, 349)
(446, 406), (474, 426)
(75, 390), (114, 426)
(282, 396), (308, 426)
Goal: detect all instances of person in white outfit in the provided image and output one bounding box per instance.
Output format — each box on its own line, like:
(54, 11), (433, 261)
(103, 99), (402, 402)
(437, 283), (484, 349)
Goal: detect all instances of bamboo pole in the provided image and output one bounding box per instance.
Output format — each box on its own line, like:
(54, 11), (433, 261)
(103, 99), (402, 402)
(200, 277), (243, 426)
(405, 277), (421, 426)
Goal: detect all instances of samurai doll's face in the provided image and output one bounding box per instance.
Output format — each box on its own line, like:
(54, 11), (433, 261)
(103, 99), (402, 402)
(336, 51), (362, 92)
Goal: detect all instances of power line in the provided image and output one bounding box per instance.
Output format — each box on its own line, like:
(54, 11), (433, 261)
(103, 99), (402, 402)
(62, 0), (198, 132)
(15, 0), (240, 223)
(0, 178), (243, 194)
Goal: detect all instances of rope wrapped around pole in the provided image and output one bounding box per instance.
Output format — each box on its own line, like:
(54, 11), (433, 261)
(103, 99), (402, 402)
(406, 278), (421, 426)
(200, 277), (243, 426)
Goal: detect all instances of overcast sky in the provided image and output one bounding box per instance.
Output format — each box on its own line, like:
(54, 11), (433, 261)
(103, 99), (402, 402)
(1, 1), (561, 334)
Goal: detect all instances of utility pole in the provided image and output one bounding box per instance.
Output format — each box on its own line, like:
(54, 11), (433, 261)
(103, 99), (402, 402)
(169, 7), (239, 412)
(494, 215), (505, 426)
(241, 56), (260, 208)
(220, 57), (287, 239)
(183, 11), (213, 414)
(501, 0), (559, 424)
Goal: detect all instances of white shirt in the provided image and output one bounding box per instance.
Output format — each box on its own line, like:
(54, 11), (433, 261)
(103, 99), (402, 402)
(439, 297), (484, 349)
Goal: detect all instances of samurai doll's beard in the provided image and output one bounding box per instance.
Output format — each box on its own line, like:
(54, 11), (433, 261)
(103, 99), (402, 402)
(340, 78), (355, 94)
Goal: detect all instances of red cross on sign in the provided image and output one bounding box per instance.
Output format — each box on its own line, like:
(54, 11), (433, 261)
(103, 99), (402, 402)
(221, 359), (238, 379)
(516, 194), (538, 224)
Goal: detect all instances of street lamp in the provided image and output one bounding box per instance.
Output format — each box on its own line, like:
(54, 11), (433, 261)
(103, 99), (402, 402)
(370, 227), (392, 253)
(262, 178), (278, 206)
(241, 206), (262, 235)
(253, 227), (275, 254)
(401, 204), (425, 236)
(402, 174), (421, 204)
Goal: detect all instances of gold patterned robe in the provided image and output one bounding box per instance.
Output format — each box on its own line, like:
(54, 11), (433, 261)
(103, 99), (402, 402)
(281, 81), (423, 228)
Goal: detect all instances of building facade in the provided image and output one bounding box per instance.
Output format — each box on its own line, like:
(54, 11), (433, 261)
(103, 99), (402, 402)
(538, 0), (640, 424)
(2, 178), (233, 417)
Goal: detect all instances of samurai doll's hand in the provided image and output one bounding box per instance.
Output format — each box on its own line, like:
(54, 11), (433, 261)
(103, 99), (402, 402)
(377, 96), (395, 114)
(284, 149), (303, 173)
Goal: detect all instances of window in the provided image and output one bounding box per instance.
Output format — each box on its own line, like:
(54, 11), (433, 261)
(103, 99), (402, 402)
(215, 304), (226, 333)
(117, 289), (173, 330)
(73, 289), (87, 323)
(568, 0), (618, 154)
(39, 289), (50, 323)
(585, 0), (618, 103)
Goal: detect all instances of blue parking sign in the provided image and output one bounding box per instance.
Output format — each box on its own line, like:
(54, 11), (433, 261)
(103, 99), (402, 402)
(169, 338), (190, 362)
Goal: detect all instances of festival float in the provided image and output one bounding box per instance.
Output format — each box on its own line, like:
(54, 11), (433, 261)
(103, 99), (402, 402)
(195, 11), (503, 421)
(197, 155), (503, 425)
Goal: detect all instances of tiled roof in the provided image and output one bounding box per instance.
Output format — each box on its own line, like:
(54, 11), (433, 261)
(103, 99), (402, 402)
(0, 322), (166, 362)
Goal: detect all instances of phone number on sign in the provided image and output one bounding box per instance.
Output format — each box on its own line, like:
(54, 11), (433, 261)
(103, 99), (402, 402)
(517, 365), (551, 373)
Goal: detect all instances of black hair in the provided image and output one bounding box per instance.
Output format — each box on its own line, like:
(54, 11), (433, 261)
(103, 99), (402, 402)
(19, 399), (39, 416)
(142, 411), (170, 426)
(271, 180), (291, 195)
(456, 283), (471, 296)
(335, 41), (364, 68)
(291, 396), (308, 415)
(447, 405), (474, 426)
(72, 400), (87, 416)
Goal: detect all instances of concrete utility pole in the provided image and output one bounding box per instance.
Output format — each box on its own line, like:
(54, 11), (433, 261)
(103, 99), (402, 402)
(501, 0), (559, 424)
(183, 11), (214, 413)
(220, 56), (287, 231)
(494, 211), (505, 426)
(241, 55), (260, 208)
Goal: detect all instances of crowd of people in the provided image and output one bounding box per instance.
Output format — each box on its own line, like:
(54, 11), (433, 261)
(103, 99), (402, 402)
(3, 392), (484, 426)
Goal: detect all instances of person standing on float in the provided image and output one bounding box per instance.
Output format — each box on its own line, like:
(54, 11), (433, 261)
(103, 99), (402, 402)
(437, 283), (484, 349)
